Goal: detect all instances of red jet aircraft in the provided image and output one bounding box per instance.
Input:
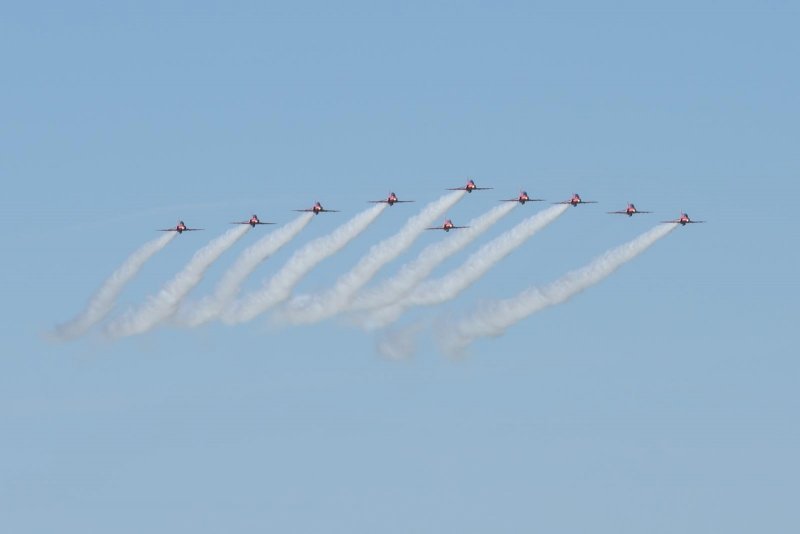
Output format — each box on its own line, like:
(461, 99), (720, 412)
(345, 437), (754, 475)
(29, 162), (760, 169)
(369, 192), (414, 206)
(661, 213), (705, 226)
(500, 190), (544, 204)
(426, 219), (469, 232)
(159, 221), (203, 234)
(294, 202), (340, 215)
(607, 203), (651, 217)
(554, 193), (598, 206)
(447, 179), (493, 193)
(231, 214), (276, 227)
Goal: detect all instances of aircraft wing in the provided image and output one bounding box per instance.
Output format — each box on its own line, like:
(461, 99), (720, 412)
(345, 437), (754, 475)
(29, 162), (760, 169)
(182, 228), (204, 231)
(231, 221), (275, 225)
(368, 200), (415, 204)
(501, 198), (544, 202)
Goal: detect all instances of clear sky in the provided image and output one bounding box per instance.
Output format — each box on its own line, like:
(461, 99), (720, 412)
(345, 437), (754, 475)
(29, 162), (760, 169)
(2, 1), (798, 532)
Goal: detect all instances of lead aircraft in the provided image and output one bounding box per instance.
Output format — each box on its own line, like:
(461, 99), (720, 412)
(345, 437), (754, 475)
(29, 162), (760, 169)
(294, 202), (340, 215)
(448, 179), (492, 193)
(662, 213), (705, 226)
(231, 214), (275, 227)
(607, 203), (651, 217)
(369, 192), (414, 206)
(426, 219), (469, 232)
(159, 221), (203, 234)
(500, 190), (544, 204)
(554, 193), (598, 206)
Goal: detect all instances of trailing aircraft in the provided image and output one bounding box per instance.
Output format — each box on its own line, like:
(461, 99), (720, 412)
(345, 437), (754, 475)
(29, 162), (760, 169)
(448, 179), (492, 193)
(159, 221), (203, 234)
(231, 214), (275, 227)
(500, 190), (544, 204)
(294, 202), (340, 215)
(662, 213), (705, 226)
(426, 219), (469, 232)
(607, 203), (651, 217)
(554, 193), (598, 206)
(369, 192), (414, 206)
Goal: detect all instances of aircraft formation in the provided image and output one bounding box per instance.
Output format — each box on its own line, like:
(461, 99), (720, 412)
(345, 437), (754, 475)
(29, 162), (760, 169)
(56, 177), (704, 348)
(160, 180), (705, 234)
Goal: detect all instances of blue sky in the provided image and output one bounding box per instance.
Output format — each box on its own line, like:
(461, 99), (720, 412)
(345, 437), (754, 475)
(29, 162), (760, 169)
(1, 1), (798, 532)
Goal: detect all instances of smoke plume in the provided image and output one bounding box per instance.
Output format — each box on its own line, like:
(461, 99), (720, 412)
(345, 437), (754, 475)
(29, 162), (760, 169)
(224, 203), (387, 324)
(278, 190), (466, 325)
(441, 223), (678, 355)
(52, 232), (177, 339)
(106, 224), (251, 337)
(350, 201), (517, 312)
(178, 213), (313, 326)
(362, 203), (569, 329)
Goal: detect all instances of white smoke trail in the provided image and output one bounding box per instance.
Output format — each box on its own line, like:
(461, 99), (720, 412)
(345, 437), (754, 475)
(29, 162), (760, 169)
(349, 201), (517, 312)
(224, 203), (387, 324)
(363, 203), (569, 330)
(441, 223), (678, 355)
(52, 232), (177, 340)
(178, 213), (314, 327)
(375, 322), (427, 361)
(278, 190), (467, 325)
(106, 224), (251, 337)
